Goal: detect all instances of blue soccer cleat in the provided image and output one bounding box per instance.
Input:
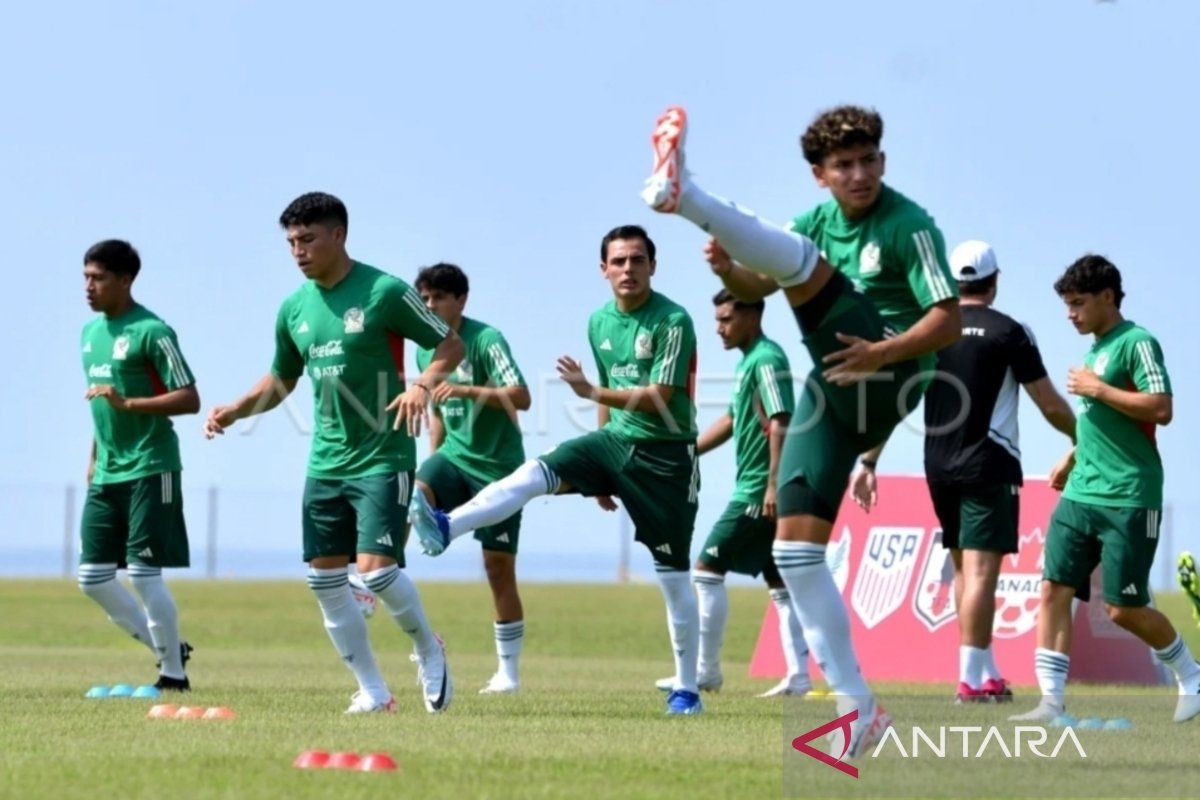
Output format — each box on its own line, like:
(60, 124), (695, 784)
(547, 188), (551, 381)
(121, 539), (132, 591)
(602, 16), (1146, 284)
(665, 689), (703, 716)
(409, 491), (451, 556)
(1178, 552), (1200, 624)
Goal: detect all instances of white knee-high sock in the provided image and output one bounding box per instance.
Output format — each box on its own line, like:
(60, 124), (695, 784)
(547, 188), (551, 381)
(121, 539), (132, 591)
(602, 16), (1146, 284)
(128, 564), (184, 678)
(360, 565), (438, 656)
(307, 567), (390, 702)
(1034, 647), (1069, 707)
(447, 460), (557, 539)
(981, 645), (1002, 682)
(772, 542), (871, 703)
(959, 645), (987, 690)
(78, 564), (155, 653)
(693, 570), (727, 676)
(657, 569), (699, 694)
(676, 181), (820, 287)
(494, 620), (524, 683)
(1154, 634), (1200, 684)
(770, 588), (811, 682)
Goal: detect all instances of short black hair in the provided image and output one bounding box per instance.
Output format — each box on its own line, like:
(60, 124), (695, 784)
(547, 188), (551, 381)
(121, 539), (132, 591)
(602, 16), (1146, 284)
(415, 263), (469, 297)
(279, 192), (349, 231)
(1054, 254), (1125, 309)
(958, 273), (997, 298)
(712, 288), (765, 314)
(84, 239), (141, 279)
(600, 224), (656, 262)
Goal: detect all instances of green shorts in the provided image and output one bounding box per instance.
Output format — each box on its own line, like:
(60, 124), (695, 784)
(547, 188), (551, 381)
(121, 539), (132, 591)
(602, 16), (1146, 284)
(778, 283), (924, 521)
(929, 482), (1020, 554)
(416, 451), (521, 554)
(1043, 497), (1161, 606)
(302, 471), (413, 565)
(538, 428), (698, 571)
(697, 499), (780, 580)
(80, 471), (190, 568)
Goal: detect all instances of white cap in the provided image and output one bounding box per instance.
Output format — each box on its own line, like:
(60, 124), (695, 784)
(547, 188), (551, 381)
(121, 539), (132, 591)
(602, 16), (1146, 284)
(949, 240), (999, 281)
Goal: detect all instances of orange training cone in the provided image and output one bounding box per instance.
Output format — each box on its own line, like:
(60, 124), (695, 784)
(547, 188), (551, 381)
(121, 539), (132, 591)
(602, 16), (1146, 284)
(147, 704), (179, 719)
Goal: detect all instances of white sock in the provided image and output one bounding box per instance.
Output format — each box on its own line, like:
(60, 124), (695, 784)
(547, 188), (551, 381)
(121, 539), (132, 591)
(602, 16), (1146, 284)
(360, 565), (438, 657)
(1154, 634), (1200, 685)
(307, 567), (390, 702)
(447, 460), (556, 539)
(78, 564), (155, 653)
(128, 564), (185, 678)
(693, 570), (726, 677)
(657, 569), (699, 694)
(676, 180), (819, 287)
(494, 620), (524, 683)
(772, 541), (871, 702)
(981, 644), (1002, 682)
(959, 645), (987, 689)
(770, 588), (811, 683)
(1034, 647), (1069, 707)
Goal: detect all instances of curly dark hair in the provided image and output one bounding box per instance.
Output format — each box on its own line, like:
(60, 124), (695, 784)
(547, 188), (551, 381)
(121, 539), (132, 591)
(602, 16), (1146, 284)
(279, 192), (348, 231)
(1054, 254), (1125, 309)
(416, 263), (469, 297)
(84, 239), (141, 279)
(800, 106), (884, 165)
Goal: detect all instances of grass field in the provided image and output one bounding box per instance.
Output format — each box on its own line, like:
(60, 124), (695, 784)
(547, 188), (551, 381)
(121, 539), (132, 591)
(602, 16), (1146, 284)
(2, 580), (1198, 800)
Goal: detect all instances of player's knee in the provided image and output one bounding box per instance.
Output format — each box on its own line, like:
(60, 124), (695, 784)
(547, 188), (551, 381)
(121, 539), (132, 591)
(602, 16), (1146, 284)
(1104, 603), (1142, 628)
(483, 551), (516, 582)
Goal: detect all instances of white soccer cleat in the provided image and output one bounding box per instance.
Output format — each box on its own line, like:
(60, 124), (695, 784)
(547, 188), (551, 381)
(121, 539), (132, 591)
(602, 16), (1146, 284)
(640, 106), (689, 213)
(655, 671), (722, 693)
(655, 675), (676, 693)
(827, 697), (893, 759)
(344, 690), (396, 714)
(478, 673), (519, 695)
(758, 676), (813, 698)
(1008, 699), (1064, 722)
(411, 636), (453, 713)
(1173, 672), (1200, 722)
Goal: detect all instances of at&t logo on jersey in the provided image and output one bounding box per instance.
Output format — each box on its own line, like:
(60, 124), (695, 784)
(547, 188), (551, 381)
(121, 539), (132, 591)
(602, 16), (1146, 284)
(851, 527), (921, 629)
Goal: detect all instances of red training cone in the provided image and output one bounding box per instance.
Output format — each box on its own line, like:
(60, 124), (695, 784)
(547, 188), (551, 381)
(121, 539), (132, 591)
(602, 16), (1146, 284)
(292, 750), (330, 769)
(358, 753), (399, 772)
(326, 752), (360, 770)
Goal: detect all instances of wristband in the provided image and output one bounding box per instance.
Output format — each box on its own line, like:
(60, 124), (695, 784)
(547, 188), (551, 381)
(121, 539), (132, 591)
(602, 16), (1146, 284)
(413, 383), (431, 395)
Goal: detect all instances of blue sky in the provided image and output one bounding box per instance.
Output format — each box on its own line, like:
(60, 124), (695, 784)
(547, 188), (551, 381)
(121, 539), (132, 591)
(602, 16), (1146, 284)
(3, 0), (1196, 581)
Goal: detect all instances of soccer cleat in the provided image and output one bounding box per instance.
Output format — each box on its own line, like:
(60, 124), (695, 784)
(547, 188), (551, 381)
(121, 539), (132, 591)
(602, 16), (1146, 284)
(1178, 552), (1200, 623)
(955, 682), (991, 704)
(156, 640), (193, 671)
(758, 676), (813, 698)
(655, 672), (723, 693)
(665, 689), (703, 716)
(153, 674), (191, 692)
(1008, 699), (1064, 722)
(981, 677), (1014, 703)
(640, 106), (689, 213)
(344, 691), (397, 714)
(655, 675), (675, 693)
(409, 491), (451, 556)
(412, 636), (453, 713)
(831, 698), (893, 759)
(478, 673), (519, 695)
(1173, 672), (1200, 722)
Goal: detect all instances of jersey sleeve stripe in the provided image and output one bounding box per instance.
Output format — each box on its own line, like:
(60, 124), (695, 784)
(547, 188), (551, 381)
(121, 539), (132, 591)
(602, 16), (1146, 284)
(488, 343), (520, 387)
(759, 364), (783, 416)
(913, 230), (953, 302)
(402, 288), (451, 337)
(1136, 340), (1167, 393)
(658, 327), (682, 383)
(157, 338), (192, 388)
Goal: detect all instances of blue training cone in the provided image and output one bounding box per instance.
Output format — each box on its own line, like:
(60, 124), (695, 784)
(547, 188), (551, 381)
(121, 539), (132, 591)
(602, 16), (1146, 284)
(85, 685), (110, 699)
(1077, 717), (1104, 730)
(108, 684), (135, 698)
(1049, 713), (1077, 728)
(132, 685), (161, 699)
(1103, 717), (1133, 731)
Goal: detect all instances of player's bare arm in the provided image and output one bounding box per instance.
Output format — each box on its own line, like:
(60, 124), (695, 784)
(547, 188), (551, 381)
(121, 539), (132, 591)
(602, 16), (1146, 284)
(850, 441), (885, 511)
(428, 408), (446, 451)
(203, 373), (298, 438)
(764, 412), (790, 519)
(696, 413), (733, 455)
(704, 238), (778, 302)
(388, 330), (464, 436)
(823, 299), (961, 387)
(1023, 376), (1077, 441)
(432, 382), (531, 413)
(1067, 366), (1172, 425)
(1048, 447), (1076, 491)
(556, 355), (677, 413)
(86, 384), (200, 416)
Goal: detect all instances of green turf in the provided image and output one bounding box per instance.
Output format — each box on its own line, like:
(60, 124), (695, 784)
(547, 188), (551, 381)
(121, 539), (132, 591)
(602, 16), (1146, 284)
(1, 581), (1198, 799)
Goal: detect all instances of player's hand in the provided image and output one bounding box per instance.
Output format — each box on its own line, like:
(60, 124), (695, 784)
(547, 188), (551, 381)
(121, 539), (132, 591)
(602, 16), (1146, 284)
(1049, 448), (1076, 492)
(85, 385), (130, 411)
(557, 356), (595, 399)
(1066, 366), (1103, 399)
(203, 405), (239, 439)
(431, 382), (468, 404)
(850, 466), (878, 511)
(86, 464), (94, 485)
(763, 482), (778, 520)
(595, 495), (618, 512)
(387, 384), (431, 437)
(704, 237), (734, 277)
(822, 333), (886, 386)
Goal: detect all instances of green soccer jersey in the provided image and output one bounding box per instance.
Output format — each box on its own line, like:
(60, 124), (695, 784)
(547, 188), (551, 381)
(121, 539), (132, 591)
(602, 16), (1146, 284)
(1063, 320), (1171, 509)
(417, 317), (526, 483)
(81, 304), (195, 484)
(588, 291), (697, 442)
(789, 184), (957, 371)
(271, 262), (450, 479)
(730, 336), (795, 503)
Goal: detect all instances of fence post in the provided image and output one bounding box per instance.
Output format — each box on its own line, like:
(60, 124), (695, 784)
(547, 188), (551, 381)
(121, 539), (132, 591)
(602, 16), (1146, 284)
(62, 484), (76, 578)
(206, 485), (218, 579)
(617, 510), (631, 584)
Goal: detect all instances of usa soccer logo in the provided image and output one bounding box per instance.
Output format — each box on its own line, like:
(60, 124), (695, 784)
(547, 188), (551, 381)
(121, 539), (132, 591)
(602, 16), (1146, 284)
(912, 529), (956, 632)
(851, 527), (922, 629)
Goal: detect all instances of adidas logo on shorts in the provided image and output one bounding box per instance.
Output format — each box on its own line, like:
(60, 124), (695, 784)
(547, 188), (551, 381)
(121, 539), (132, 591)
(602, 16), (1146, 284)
(1122, 583), (1138, 596)
(138, 548), (153, 558)
(706, 546), (718, 558)
(496, 533), (510, 544)
(655, 543), (672, 555)
(376, 534), (394, 547)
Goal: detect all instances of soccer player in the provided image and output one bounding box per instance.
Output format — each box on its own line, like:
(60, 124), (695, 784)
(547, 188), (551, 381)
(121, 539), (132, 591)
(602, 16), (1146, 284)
(203, 192), (465, 714)
(642, 105), (961, 752)
(1011, 255), (1200, 723)
(851, 240), (1076, 702)
(411, 225), (705, 715)
(413, 263), (532, 694)
(79, 239), (199, 691)
(655, 289), (811, 698)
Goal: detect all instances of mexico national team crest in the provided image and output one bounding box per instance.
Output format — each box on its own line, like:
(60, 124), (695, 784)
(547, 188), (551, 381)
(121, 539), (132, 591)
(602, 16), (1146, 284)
(912, 529), (956, 632)
(635, 332), (653, 360)
(343, 307), (364, 334)
(1092, 352), (1110, 377)
(111, 336), (130, 360)
(992, 527), (1045, 639)
(851, 527), (922, 629)
(859, 241), (882, 275)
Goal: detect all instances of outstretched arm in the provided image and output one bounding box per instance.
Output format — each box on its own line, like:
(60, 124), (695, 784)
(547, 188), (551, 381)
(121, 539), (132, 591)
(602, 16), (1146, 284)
(697, 413), (734, 455)
(204, 373), (298, 438)
(85, 384), (200, 416)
